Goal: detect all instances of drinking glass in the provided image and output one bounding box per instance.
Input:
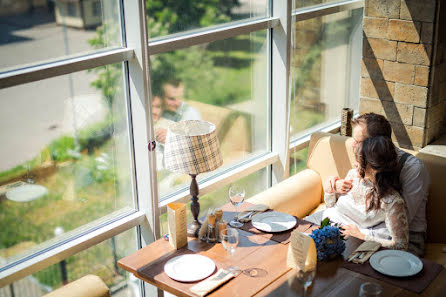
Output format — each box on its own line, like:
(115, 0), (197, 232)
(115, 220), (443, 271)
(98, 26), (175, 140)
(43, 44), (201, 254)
(296, 265), (316, 297)
(220, 228), (241, 276)
(359, 282), (382, 297)
(228, 185), (245, 227)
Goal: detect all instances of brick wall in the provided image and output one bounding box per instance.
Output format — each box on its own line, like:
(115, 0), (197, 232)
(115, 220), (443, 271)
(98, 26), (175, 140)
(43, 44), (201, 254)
(360, 0), (445, 150)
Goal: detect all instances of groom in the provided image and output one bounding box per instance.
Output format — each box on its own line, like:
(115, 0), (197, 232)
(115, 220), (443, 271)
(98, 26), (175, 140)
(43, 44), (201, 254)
(336, 113), (430, 256)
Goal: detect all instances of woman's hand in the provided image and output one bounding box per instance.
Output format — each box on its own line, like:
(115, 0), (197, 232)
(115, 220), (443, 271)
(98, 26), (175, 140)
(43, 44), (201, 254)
(325, 176), (340, 193)
(334, 179), (353, 194)
(341, 224), (365, 240)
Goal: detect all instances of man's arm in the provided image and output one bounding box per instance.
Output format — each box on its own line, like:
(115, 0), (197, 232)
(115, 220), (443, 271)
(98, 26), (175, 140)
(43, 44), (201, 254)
(399, 156), (430, 227)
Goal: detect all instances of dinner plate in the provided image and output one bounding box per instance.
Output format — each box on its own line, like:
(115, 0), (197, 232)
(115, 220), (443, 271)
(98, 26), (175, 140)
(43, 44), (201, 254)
(251, 211), (297, 233)
(370, 250), (423, 277)
(164, 254), (216, 282)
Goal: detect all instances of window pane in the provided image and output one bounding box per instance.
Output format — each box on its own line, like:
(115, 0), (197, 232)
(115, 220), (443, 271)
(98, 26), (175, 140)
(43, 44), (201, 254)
(0, 229), (139, 297)
(159, 169), (267, 236)
(289, 9), (363, 140)
(289, 147), (308, 176)
(150, 31), (268, 198)
(0, 1), (122, 72)
(147, 0), (268, 39)
(0, 63), (134, 268)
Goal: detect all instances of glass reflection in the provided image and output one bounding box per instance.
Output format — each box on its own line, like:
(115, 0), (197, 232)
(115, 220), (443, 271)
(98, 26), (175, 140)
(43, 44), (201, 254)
(150, 32), (268, 198)
(0, 63), (134, 269)
(0, 0), (122, 72)
(289, 9), (363, 140)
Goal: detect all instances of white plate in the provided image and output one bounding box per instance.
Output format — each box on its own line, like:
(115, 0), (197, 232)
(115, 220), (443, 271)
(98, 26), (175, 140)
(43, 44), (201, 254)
(370, 250), (423, 277)
(251, 211), (297, 233)
(164, 254), (216, 282)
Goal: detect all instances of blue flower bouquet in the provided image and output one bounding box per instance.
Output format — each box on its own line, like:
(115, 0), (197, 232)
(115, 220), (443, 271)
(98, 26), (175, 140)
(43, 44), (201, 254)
(309, 218), (345, 261)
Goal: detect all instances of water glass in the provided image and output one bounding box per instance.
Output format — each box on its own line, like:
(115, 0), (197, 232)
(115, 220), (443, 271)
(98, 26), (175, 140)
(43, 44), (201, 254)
(359, 282), (382, 297)
(220, 228), (241, 276)
(297, 265), (316, 297)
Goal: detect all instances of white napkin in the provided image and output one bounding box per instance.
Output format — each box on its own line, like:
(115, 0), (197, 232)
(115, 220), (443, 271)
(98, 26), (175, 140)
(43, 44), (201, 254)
(190, 269), (235, 297)
(236, 204), (269, 223)
(348, 240), (381, 264)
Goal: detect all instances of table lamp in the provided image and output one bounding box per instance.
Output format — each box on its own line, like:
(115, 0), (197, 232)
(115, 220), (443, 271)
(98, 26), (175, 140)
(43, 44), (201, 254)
(164, 120), (223, 237)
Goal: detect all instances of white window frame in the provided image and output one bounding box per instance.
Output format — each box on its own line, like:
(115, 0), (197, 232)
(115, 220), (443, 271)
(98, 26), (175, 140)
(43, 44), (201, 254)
(0, 0), (364, 290)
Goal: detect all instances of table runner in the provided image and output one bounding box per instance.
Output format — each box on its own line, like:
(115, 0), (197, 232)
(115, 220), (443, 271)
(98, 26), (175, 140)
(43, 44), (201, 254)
(342, 257), (444, 293)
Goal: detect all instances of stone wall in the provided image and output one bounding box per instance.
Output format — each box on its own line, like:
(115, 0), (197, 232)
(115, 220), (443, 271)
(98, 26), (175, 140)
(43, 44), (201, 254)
(360, 0), (445, 150)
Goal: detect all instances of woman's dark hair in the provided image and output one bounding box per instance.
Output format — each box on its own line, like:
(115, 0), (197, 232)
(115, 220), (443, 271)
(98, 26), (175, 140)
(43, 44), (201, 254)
(356, 136), (401, 211)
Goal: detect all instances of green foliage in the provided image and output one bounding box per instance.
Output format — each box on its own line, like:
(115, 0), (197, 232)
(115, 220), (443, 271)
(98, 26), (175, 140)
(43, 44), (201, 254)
(48, 136), (76, 162)
(78, 118), (114, 154)
(89, 0), (241, 105)
(289, 147), (309, 176)
(146, 0), (239, 38)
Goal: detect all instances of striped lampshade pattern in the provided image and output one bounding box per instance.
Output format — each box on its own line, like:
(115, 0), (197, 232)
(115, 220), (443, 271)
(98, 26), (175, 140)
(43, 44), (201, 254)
(164, 120), (223, 175)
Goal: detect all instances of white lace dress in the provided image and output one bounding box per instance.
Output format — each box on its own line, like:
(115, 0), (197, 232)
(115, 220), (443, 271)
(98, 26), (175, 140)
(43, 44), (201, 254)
(323, 169), (409, 250)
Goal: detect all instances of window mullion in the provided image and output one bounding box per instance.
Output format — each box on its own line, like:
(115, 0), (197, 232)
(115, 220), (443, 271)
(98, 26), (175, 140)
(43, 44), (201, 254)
(270, 0), (292, 184)
(122, 0), (159, 246)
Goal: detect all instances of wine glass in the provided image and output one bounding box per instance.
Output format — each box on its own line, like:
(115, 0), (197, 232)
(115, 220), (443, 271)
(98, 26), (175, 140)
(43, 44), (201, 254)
(220, 228), (241, 276)
(228, 185), (245, 227)
(359, 282), (382, 297)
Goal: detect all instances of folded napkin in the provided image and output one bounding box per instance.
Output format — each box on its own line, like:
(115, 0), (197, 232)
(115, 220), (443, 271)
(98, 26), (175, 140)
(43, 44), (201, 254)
(348, 240), (381, 264)
(236, 204), (269, 223)
(190, 269), (235, 297)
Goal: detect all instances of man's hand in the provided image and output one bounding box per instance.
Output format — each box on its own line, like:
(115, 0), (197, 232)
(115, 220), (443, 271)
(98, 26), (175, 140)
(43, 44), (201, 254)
(341, 224), (365, 240)
(155, 128), (167, 144)
(334, 179), (353, 194)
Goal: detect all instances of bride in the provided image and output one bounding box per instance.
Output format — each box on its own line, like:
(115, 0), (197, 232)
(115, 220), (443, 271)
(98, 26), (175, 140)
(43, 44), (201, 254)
(306, 136), (409, 249)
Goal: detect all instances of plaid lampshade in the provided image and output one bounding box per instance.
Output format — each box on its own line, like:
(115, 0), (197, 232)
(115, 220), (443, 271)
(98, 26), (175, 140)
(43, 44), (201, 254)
(164, 120), (223, 175)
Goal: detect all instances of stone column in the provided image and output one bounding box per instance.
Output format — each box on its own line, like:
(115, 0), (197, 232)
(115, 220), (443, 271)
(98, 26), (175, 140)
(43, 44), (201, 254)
(360, 0), (445, 150)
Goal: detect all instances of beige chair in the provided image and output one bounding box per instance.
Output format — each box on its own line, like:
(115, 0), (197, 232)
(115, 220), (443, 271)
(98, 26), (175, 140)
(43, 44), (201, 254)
(43, 275), (110, 297)
(247, 132), (446, 265)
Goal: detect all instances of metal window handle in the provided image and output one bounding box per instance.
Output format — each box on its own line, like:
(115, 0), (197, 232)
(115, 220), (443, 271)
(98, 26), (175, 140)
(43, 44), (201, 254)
(147, 141), (156, 151)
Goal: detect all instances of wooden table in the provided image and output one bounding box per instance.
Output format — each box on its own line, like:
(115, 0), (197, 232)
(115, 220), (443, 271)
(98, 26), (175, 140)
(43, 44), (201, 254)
(118, 204), (446, 297)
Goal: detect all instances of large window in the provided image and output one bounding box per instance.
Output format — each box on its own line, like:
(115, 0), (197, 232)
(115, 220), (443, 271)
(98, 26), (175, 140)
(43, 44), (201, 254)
(151, 32), (268, 198)
(0, 0), (363, 295)
(0, 63), (134, 269)
(289, 8), (363, 141)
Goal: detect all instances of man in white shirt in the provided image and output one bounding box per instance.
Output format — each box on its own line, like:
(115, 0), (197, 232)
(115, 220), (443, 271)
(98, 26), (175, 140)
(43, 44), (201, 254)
(341, 113), (430, 256)
(155, 80), (202, 144)
(161, 81), (201, 122)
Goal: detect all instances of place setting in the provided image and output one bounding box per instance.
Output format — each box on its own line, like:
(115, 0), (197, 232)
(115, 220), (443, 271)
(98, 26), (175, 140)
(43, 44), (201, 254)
(222, 185), (316, 244)
(342, 242), (444, 294)
(159, 226), (249, 297)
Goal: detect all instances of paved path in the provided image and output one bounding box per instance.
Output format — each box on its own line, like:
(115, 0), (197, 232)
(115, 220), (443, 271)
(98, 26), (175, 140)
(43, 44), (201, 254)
(0, 9), (106, 172)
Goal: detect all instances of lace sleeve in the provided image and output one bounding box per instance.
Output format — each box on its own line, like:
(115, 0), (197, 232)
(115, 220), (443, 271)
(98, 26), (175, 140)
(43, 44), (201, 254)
(345, 169), (358, 180)
(325, 169), (357, 208)
(364, 193), (409, 249)
(324, 192), (338, 208)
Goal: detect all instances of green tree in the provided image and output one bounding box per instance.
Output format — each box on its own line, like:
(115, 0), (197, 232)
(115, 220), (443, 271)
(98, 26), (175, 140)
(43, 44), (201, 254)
(89, 0), (240, 104)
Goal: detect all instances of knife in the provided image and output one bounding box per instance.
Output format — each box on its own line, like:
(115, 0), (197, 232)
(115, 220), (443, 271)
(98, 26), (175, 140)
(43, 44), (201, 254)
(238, 211), (255, 220)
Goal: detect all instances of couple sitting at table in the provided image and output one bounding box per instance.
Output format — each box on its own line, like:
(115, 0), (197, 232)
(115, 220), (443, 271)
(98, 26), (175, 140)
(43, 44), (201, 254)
(306, 113), (430, 256)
